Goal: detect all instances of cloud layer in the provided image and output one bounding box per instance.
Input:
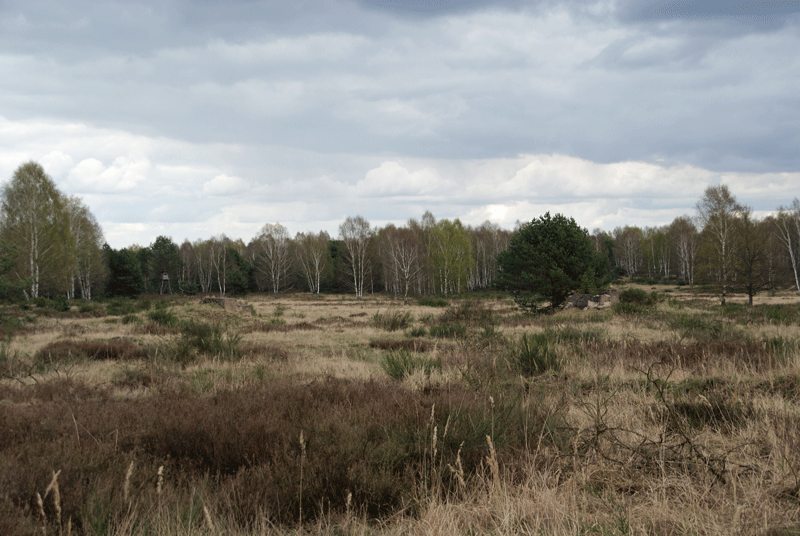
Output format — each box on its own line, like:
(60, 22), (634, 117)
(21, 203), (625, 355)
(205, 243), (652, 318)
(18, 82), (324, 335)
(0, 0), (797, 247)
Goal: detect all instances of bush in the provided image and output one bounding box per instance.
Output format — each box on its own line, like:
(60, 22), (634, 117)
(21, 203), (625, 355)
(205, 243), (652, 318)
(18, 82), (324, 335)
(514, 333), (561, 376)
(52, 295), (70, 312)
(147, 308), (177, 327)
(619, 288), (658, 306)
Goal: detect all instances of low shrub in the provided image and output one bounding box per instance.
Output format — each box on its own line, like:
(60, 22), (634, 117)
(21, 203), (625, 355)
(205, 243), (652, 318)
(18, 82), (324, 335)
(619, 288), (659, 306)
(147, 308), (177, 327)
(52, 295), (70, 312)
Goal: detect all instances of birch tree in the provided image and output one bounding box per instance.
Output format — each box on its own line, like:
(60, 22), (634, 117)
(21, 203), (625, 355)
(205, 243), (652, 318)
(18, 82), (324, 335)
(613, 226), (643, 278)
(669, 216), (699, 287)
(65, 197), (106, 300)
(253, 222), (293, 295)
(339, 216), (372, 299)
(0, 162), (68, 299)
(430, 219), (473, 296)
(295, 231), (329, 294)
(696, 185), (741, 305)
(775, 198), (800, 295)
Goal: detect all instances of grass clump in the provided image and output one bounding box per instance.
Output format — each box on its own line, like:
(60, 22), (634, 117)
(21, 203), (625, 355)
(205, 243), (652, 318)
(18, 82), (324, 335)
(381, 350), (442, 380)
(168, 320), (243, 364)
(406, 326), (427, 337)
(514, 332), (561, 376)
(373, 310), (413, 331)
(429, 323), (466, 338)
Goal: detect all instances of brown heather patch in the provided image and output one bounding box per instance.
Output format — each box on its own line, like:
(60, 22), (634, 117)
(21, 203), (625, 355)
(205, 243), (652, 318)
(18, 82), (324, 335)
(581, 338), (793, 373)
(132, 322), (176, 336)
(369, 338), (433, 352)
(240, 341), (291, 361)
(314, 315), (360, 327)
(34, 338), (147, 363)
(244, 321), (321, 333)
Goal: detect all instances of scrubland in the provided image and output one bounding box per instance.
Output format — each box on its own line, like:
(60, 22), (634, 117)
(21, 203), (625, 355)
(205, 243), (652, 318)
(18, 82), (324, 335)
(1, 287), (800, 535)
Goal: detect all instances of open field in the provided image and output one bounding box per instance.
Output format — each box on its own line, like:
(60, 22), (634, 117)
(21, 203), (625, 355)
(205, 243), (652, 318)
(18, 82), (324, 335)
(2, 287), (800, 535)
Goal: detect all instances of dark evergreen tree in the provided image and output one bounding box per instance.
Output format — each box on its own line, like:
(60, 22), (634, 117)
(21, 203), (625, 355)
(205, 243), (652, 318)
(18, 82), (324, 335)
(104, 245), (145, 297)
(497, 213), (606, 312)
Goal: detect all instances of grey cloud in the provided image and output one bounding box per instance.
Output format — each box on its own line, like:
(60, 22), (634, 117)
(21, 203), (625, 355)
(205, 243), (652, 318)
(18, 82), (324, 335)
(620, 0), (800, 30)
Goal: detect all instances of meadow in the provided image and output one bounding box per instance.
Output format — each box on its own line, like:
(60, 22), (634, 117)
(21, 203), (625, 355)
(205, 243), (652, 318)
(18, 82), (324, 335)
(1, 286), (799, 535)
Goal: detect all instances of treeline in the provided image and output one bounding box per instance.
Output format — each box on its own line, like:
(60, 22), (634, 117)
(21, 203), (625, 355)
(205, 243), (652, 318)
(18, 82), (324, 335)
(2, 162), (799, 304)
(595, 185), (800, 304)
(102, 214), (512, 300)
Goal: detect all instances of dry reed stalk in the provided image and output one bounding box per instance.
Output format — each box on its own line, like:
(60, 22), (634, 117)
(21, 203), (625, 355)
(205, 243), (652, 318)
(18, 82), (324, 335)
(44, 469), (62, 531)
(299, 430), (306, 528)
(485, 436), (501, 495)
(123, 460), (134, 505)
(447, 442), (466, 491)
(156, 465), (164, 495)
(203, 503), (216, 531)
(36, 491), (46, 525)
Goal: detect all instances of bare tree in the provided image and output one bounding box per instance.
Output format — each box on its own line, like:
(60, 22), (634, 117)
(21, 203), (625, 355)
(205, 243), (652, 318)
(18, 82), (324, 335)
(385, 226), (423, 304)
(613, 226), (643, 279)
(209, 235), (229, 297)
(295, 231), (329, 294)
(64, 197), (106, 300)
(339, 216), (372, 299)
(775, 198), (800, 295)
(254, 222), (293, 296)
(696, 185), (741, 305)
(669, 216), (700, 287)
(734, 207), (766, 306)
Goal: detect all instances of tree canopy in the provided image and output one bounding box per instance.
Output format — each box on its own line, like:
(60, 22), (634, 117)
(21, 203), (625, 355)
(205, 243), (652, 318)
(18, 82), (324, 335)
(497, 213), (604, 312)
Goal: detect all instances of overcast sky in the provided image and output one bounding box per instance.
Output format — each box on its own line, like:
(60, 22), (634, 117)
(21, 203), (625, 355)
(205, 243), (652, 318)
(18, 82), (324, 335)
(1, 0), (798, 248)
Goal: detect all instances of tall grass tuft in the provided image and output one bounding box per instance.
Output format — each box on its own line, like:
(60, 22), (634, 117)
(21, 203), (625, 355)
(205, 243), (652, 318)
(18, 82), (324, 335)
(381, 350), (442, 380)
(373, 310), (413, 331)
(514, 333), (561, 376)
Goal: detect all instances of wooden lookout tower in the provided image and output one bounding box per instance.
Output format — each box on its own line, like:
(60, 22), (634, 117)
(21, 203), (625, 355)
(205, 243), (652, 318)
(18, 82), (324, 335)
(160, 272), (172, 295)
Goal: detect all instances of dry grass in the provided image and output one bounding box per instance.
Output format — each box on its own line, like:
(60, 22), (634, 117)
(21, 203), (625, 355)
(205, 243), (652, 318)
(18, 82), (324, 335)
(1, 288), (800, 534)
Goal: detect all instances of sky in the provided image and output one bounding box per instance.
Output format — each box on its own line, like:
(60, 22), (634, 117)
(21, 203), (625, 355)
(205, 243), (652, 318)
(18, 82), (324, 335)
(0, 0), (798, 248)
